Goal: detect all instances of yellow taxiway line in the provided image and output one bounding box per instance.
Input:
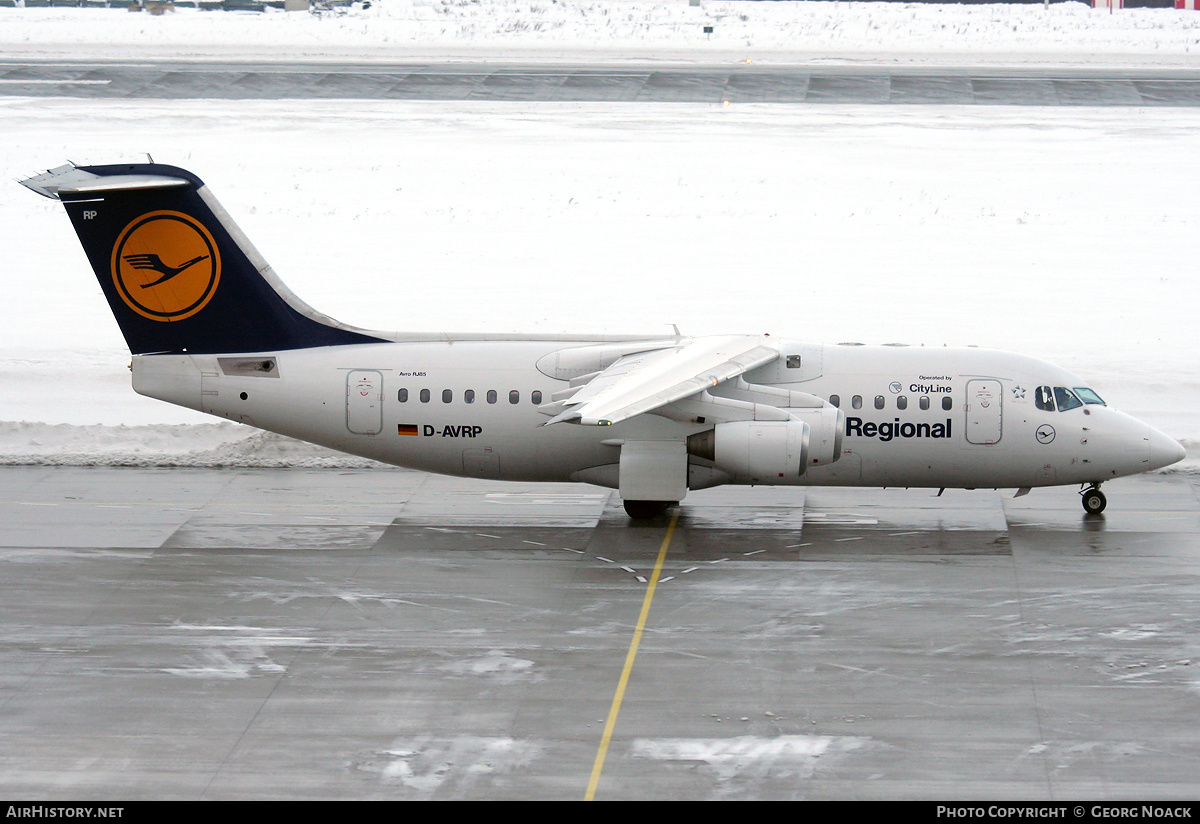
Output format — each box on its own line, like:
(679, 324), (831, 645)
(585, 511), (679, 801)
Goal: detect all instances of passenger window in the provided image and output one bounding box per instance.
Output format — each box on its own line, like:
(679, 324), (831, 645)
(398, 388), (408, 403)
(509, 390), (520, 404)
(874, 395), (885, 410)
(531, 390), (543, 404)
(897, 396), (907, 410)
(1054, 387), (1083, 412)
(464, 389), (475, 404)
(420, 389), (430, 403)
(852, 395), (862, 410)
(829, 394), (840, 408)
(487, 390), (497, 404)
(1035, 386), (1055, 412)
(941, 396), (953, 411)
(442, 389), (452, 404)
(919, 396), (930, 411)
(786, 355), (802, 369)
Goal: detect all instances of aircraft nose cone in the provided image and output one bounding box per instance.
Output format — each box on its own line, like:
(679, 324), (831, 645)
(1147, 426), (1186, 471)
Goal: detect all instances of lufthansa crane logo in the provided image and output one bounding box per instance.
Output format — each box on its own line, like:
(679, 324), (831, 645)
(111, 211), (220, 322)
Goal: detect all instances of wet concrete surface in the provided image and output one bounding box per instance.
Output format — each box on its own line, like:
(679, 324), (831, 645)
(0, 466), (1197, 799)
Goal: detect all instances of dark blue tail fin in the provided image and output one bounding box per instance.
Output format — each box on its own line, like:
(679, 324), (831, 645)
(21, 163), (385, 355)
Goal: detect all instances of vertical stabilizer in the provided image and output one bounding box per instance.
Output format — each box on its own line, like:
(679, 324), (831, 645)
(22, 163), (385, 355)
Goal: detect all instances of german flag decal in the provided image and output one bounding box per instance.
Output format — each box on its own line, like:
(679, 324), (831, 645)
(398, 424), (419, 436)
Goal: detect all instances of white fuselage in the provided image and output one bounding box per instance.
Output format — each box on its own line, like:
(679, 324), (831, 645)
(132, 337), (1173, 495)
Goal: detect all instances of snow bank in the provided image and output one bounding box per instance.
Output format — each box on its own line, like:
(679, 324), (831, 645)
(0, 421), (383, 466)
(3, 1), (1200, 66)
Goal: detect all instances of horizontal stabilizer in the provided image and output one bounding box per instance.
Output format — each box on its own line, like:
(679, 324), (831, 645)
(21, 165), (188, 200)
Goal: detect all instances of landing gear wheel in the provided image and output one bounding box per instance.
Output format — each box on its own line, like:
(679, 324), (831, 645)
(623, 500), (674, 519)
(1081, 486), (1107, 515)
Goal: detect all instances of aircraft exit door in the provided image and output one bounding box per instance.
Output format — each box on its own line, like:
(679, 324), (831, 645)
(965, 379), (1002, 445)
(347, 370), (383, 435)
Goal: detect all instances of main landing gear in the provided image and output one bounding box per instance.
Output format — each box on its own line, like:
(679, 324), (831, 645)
(623, 500), (676, 519)
(1081, 484), (1107, 515)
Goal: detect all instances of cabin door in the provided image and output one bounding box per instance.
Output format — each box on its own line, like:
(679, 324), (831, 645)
(965, 379), (1002, 445)
(347, 370), (383, 435)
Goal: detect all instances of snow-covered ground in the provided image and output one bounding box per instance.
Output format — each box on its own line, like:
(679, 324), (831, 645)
(0, 2), (1196, 469)
(5, 1), (1200, 66)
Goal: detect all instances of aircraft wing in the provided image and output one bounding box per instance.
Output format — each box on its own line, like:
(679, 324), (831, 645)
(542, 335), (778, 426)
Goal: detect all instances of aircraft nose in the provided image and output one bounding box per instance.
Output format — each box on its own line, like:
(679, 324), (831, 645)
(1147, 426), (1186, 471)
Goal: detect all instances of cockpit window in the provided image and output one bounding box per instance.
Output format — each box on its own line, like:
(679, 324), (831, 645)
(1073, 387), (1106, 406)
(1053, 386), (1083, 412)
(1035, 386), (1055, 412)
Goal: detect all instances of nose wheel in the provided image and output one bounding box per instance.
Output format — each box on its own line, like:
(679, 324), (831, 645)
(1081, 485), (1107, 515)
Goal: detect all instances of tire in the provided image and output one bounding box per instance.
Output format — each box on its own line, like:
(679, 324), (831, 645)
(1082, 488), (1107, 515)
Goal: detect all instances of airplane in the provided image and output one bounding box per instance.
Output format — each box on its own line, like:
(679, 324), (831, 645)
(20, 162), (1186, 519)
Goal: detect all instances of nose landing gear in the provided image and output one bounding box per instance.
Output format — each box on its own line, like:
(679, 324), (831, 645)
(1081, 484), (1107, 515)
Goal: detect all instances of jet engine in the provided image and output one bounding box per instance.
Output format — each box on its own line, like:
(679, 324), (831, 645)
(786, 405), (844, 467)
(687, 407), (843, 483)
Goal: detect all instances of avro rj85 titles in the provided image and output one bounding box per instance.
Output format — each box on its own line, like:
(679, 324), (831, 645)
(21, 163), (1186, 518)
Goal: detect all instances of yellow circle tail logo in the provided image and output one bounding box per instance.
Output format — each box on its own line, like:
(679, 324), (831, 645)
(111, 210), (221, 322)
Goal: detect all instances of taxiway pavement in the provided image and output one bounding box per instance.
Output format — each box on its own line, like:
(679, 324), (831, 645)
(5, 60), (1200, 105)
(0, 466), (1197, 800)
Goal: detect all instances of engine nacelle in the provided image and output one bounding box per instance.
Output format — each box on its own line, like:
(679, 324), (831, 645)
(785, 405), (844, 468)
(689, 420), (810, 482)
(687, 407), (843, 483)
